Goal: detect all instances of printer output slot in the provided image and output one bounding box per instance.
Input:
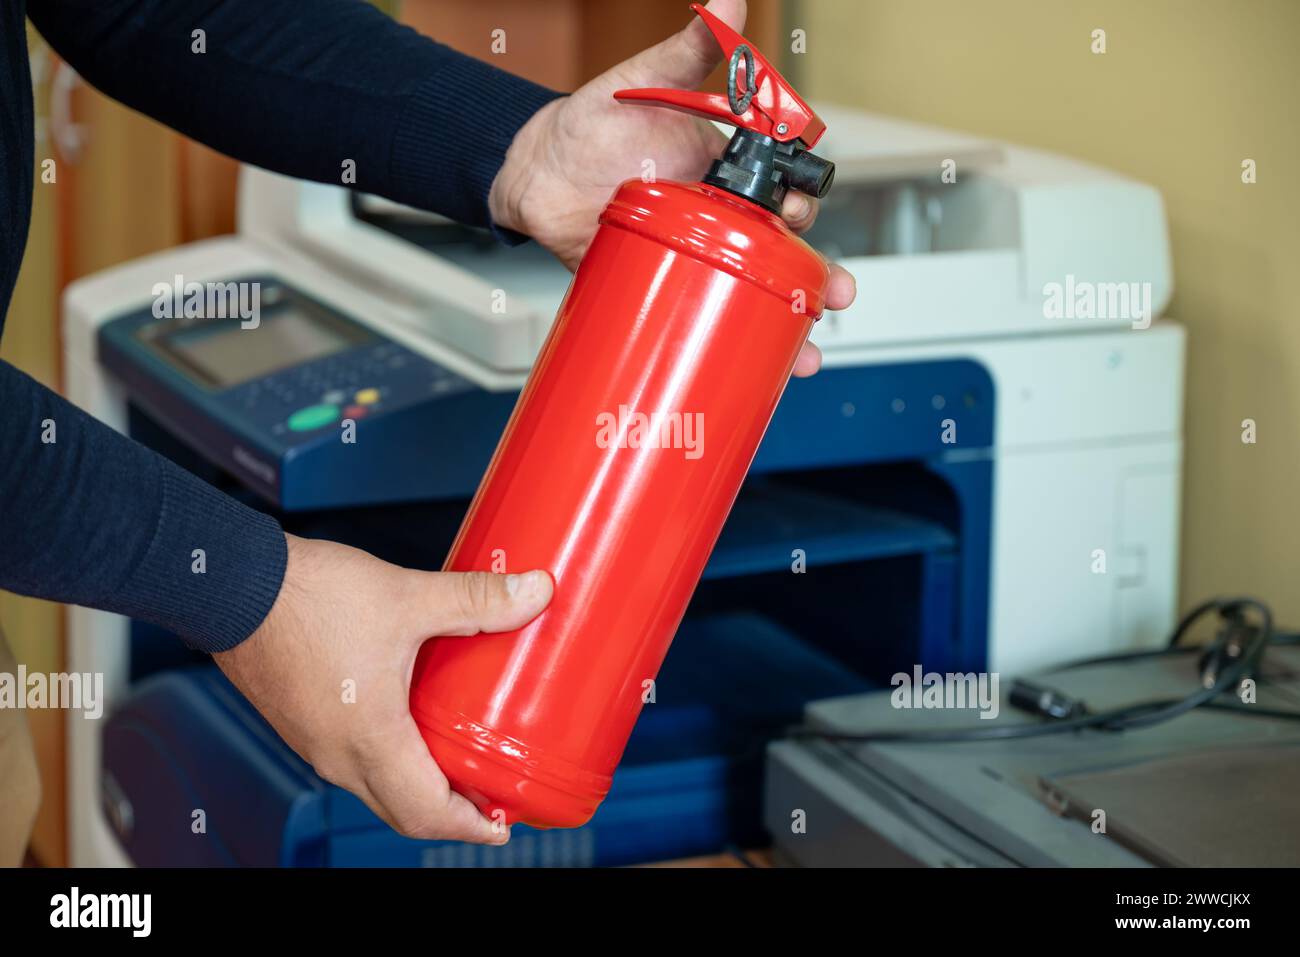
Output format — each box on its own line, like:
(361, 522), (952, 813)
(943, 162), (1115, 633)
(806, 175), (1019, 259)
(692, 466), (965, 688)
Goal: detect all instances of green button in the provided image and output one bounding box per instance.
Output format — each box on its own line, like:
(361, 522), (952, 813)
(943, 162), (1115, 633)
(287, 403), (340, 432)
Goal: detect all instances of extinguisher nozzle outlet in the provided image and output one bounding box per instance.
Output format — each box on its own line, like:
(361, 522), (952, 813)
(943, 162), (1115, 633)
(786, 151), (836, 200)
(704, 129), (835, 213)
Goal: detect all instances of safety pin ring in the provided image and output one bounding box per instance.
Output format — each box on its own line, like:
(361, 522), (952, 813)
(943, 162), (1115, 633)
(727, 44), (757, 116)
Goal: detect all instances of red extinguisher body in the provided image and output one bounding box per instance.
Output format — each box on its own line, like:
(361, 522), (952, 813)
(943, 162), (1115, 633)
(409, 2), (836, 829)
(409, 179), (828, 827)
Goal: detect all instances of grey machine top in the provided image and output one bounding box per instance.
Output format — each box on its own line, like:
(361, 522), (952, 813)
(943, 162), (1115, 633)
(766, 645), (1300, 867)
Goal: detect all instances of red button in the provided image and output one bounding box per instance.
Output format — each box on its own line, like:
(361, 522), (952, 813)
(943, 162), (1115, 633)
(343, 405), (368, 419)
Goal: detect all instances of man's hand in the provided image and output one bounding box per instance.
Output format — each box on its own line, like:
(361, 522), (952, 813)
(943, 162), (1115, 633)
(214, 533), (552, 844)
(489, 0), (855, 379)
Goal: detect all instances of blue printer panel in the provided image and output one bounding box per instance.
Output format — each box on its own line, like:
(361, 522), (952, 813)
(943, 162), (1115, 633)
(222, 340), (464, 439)
(97, 276), (513, 510)
(98, 274), (996, 514)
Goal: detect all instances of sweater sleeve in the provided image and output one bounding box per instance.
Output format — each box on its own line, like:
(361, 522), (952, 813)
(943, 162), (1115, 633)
(0, 360), (286, 653)
(27, 0), (563, 231)
(6, 0), (562, 652)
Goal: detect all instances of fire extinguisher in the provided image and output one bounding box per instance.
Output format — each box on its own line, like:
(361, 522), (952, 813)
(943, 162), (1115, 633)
(410, 2), (835, 829)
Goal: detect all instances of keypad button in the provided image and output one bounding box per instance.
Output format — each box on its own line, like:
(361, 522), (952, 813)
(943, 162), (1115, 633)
(287, 403), (340, 432)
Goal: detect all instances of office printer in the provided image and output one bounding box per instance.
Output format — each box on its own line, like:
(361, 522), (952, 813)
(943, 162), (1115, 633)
(62, 107), (1184, 867)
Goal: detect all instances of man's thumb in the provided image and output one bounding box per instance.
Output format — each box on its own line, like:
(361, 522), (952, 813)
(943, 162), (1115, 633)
(424, 569), (554, 637)
(621, 0), (747, 91)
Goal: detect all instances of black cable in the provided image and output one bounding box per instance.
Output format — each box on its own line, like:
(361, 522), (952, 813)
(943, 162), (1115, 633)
(1042, 624), (1300, 674)
(792, 596), (1298, 744)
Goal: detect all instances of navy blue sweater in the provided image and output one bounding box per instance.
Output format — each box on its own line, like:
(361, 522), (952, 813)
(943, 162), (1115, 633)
(1, 0), (560, 651)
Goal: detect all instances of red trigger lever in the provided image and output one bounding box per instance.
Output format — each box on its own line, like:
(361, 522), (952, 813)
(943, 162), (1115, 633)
(613, 3), (834, 213)
(613, 2), (826, 147)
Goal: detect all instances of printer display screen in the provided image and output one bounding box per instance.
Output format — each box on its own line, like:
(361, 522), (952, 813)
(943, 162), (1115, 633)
(157, 309), (355, 388)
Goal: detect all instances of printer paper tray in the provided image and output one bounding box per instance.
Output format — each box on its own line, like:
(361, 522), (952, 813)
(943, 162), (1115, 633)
(706, 479), (957, 580)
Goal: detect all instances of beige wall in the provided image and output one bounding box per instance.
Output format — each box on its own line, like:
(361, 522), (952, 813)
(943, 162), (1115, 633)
(798, 0), (1300, 621)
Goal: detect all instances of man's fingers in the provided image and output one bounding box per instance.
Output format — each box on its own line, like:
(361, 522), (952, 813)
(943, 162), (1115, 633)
(781, 192), (818, 234)
(826, 263), (857, 311)
(792, 264), (854, 379)
(792, 341), (822, 378)
(620, 0), (747, 91)
(360, 720), (509, 845)
(420, 569), (554, 637)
